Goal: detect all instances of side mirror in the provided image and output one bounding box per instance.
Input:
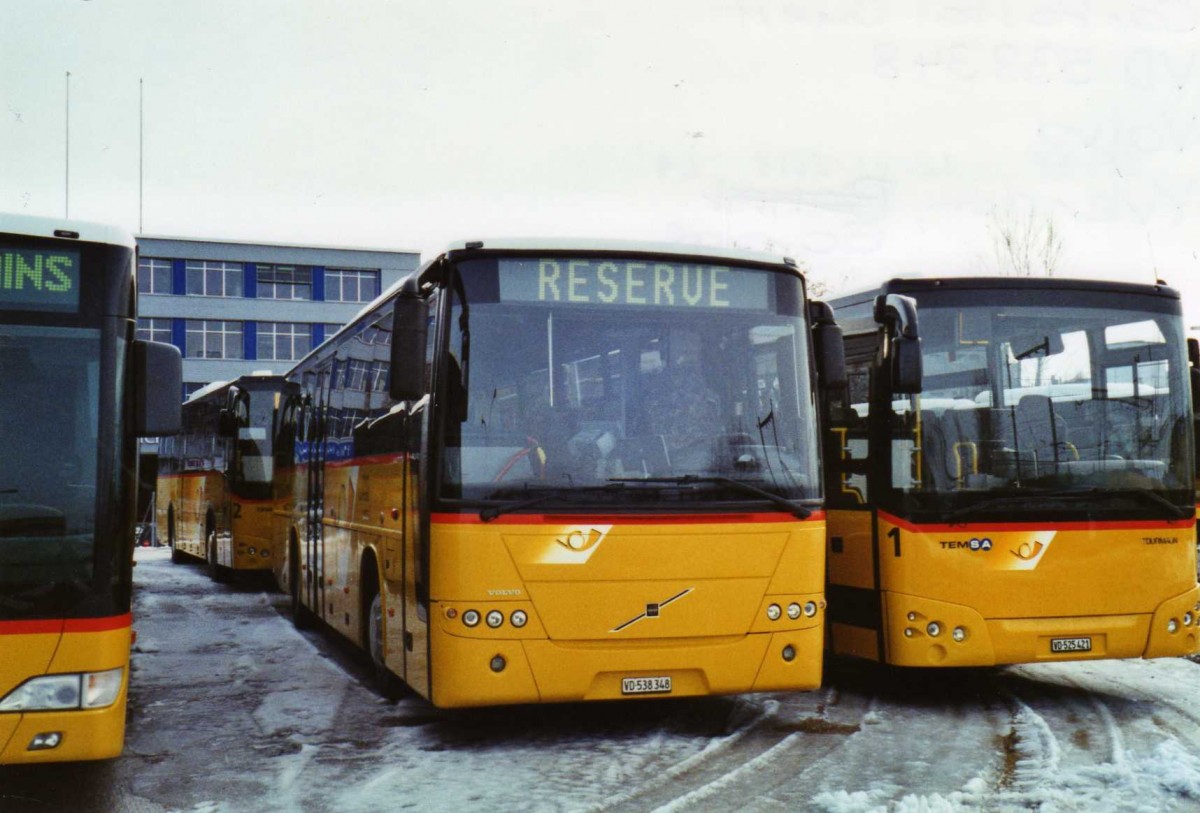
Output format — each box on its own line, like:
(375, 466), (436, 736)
(874, 293), (922, 394)
(217, 408), (237, 438)
(809, 301), (846, 390)
(389, 294), (428, 402)
(133, 340), (182, 436)
(892, 336), (923, 394)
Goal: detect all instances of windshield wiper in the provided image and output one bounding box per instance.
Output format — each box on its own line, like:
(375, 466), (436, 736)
(1102, 488), (1192, 520)
(479, 483), (629, 522)
(947, 487), (1191, 522)
(607, 476), (813, 519)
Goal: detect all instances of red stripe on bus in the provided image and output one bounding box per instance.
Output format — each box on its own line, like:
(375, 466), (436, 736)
(0, 613), (131, 636)
(432, 511), (825, 525)
(878, 509), (1194, 534)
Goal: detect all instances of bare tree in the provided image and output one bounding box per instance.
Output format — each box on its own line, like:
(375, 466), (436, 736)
(987, 206), (1064, 277)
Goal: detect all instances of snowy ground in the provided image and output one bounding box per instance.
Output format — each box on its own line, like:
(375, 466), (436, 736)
(3, 547), (1200, 812)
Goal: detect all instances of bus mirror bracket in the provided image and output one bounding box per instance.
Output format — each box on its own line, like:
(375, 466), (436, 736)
(809, 300), (847, 390)
(873, 294), (922, 394)
(133, 340), (183, 436)
(389, 281), (428, 403)
(217, 408), (237, 438)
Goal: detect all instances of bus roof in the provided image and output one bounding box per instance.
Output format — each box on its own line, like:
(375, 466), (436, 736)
(0, 212), (135, 249)
(436, 238), (800, 268)
(307, 238), (806, 371)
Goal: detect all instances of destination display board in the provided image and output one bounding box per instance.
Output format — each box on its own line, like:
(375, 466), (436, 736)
(0, 247), (81, 312)
(497, 258), (772, 311)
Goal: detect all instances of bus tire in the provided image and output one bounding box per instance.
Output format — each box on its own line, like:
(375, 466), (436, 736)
(168, 508), (187, 564)
(207, 528), (231, 584)
(364, 576), (404, 701)
(290, 537), (313, 629)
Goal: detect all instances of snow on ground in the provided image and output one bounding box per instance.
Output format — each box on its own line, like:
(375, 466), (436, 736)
(121, 548), (1200, 813)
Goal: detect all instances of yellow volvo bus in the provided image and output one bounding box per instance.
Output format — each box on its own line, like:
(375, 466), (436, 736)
(823, 277), (1199, 667)
(0, 213), (181, 763)
(273, 240), (845, 707)
(157, 373), (291, 582)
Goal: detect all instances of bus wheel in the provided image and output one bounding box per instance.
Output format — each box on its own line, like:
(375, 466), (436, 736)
(207, 530), (231, 584)
(168, 509), (187, 564)
(367, 590), (404, 701)
(289, 538), (312, 629)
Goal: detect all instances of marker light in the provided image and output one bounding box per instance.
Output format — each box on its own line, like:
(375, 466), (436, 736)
(1185, 613), (1194, 627)
(486, 610), (504, 629)
(952, 627), (967, 643)
(766, 604), (782, 621)
(907, 612), (918, 622)
(803, 601), (818, 618)
(1168, 618), (1180, 634)
(904, 628), (915, 638)
(510, 610), (528, 628)
(787, 603), (802, 620)
(927, 622), (943, 638)
(462, 610), (480, 628)
(83, 669), (124, 709)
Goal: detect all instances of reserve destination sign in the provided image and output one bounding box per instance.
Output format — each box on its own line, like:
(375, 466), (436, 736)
(498, 258), (771, 311)
(0, 248), (81, 312)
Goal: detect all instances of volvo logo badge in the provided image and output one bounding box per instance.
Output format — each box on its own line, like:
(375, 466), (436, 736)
(610, 588), (693, 633)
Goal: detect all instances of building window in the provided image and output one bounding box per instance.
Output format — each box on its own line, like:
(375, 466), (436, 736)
(136, 317), (173, 344)
(326, 268), (380, 303)
(323, 323), (343, 340)
(138, 258), (173, 294)
(257, 322), (312, 361)
(185, 320), (243, 359)
(183, 382), (208, 400)
(186, 260), (243, 297)
(257, 264), (313, 300)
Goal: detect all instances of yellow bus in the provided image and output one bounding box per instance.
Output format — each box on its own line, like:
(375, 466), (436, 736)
(273, 239), (845, 707)
(0, 213), (181, 763)
(157, 373), (292, 582)
(823, 277), (1199, 667)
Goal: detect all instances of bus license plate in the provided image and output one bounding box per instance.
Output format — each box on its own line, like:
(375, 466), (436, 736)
(622, 676), (672, 695)
(1050, 636), (1092, 653)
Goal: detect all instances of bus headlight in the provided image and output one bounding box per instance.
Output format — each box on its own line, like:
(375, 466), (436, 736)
(510, 610), (528, 628)
(462, 610), (481, 628)
(787, 603), (802, 620)
(486, 610), (504, 629)
(0, 668), (123, 712)
(927, 622), (943, 638)
(766, 604), (782, 621)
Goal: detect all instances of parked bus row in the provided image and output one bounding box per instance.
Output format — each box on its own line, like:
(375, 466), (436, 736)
(9, 216), (1191, 764)
(156, 241), (1200, 713)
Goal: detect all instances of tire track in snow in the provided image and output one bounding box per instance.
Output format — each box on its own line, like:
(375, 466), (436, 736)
(590, 686), (867, 813)
(997, 662), (1200, 810)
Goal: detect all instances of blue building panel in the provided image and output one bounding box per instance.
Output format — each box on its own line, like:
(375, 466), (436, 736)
(172, 259), (186, 296)
(313, 266), (325, 301)
(244, 321), (257, 361)
(313, 324), (325, 347)
(245, 263), (258, 298)
(172, 318), (187, 354)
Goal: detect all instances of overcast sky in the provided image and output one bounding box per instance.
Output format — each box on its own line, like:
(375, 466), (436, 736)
(4, 1), (1199, 316)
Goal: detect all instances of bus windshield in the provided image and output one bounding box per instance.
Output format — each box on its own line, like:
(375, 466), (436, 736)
(888, 294), (1193, 515)
(0, 325), (101, 585)
(232, 386), (277, 493)
(440, 257), (821, 509)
